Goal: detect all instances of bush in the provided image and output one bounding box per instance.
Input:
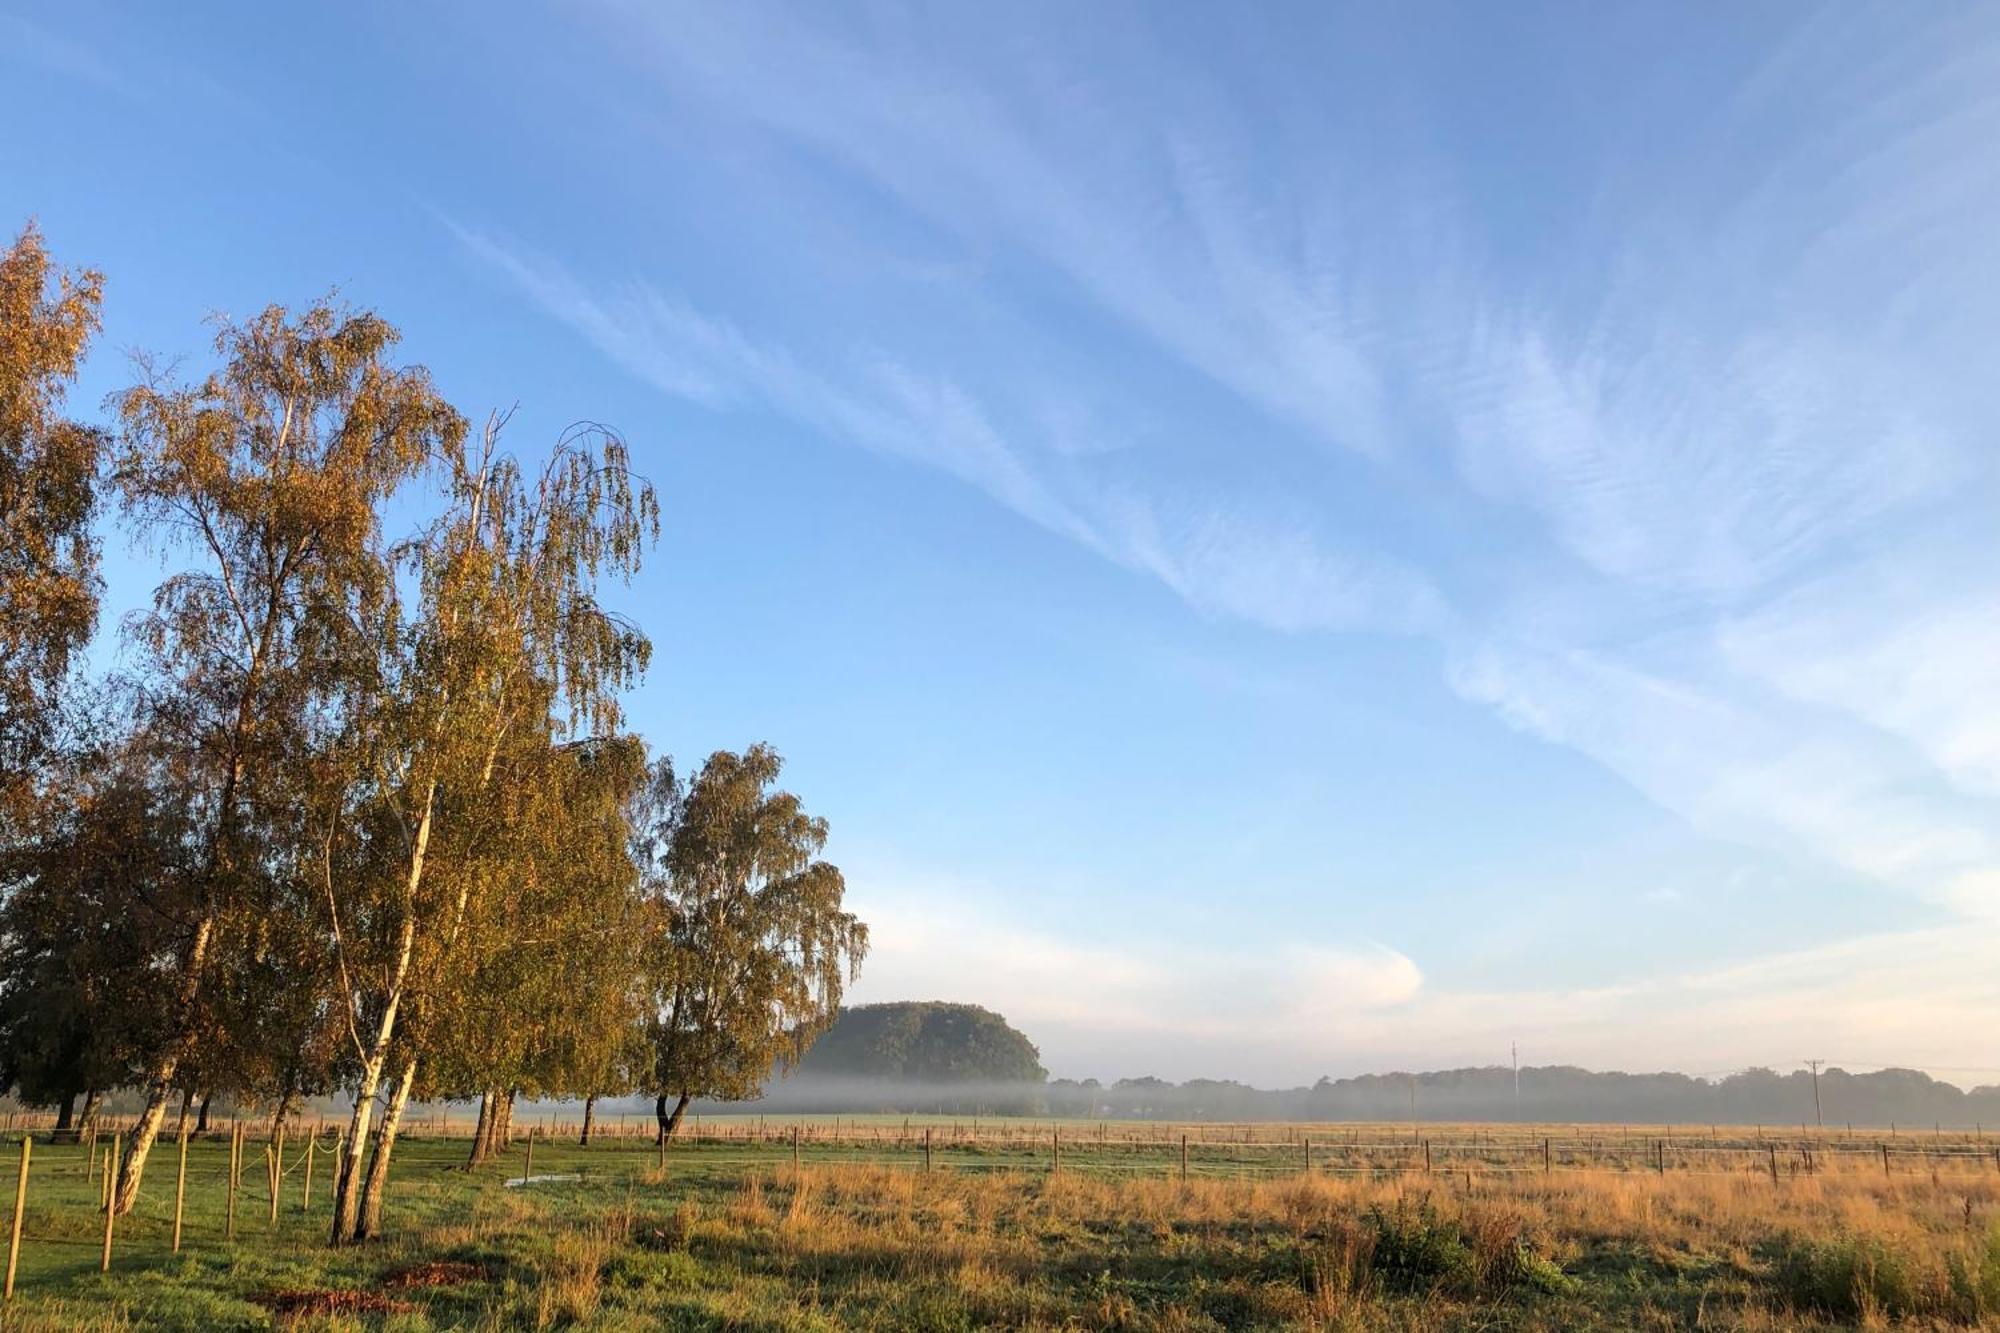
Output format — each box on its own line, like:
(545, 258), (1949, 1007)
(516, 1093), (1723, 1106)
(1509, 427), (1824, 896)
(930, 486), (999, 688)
(1368, 1202), (1478, 1295)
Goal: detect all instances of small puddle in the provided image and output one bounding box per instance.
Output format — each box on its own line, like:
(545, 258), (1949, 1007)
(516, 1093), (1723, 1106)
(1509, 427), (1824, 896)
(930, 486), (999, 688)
(503, 1172), (582, 1188)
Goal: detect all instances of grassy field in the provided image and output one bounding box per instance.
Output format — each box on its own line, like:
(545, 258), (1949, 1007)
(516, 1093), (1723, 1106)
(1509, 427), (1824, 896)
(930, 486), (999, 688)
(5, 1123), (2000, 1330)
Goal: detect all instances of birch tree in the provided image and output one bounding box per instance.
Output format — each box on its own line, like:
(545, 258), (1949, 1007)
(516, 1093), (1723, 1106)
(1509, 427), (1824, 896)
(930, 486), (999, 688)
(640, 745), (868, 1139)
(108, 303), (459, 1214)
(439, 733), (649, 1162)
(325, 418), (655, 1243)
(0, 223), (104, 811)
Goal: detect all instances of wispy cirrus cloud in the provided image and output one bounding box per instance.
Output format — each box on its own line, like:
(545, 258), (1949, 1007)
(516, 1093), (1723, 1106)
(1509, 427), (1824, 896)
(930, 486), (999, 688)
(451, 222), (1447, 640)
(458, 3), (2000, 1072)
(1431, 12), (2000, 904)
(587, 0), (1409, 461)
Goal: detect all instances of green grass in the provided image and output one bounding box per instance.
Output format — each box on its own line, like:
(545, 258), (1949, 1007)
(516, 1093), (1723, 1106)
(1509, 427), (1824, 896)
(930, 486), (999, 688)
(2, 1129), (1996, 1329)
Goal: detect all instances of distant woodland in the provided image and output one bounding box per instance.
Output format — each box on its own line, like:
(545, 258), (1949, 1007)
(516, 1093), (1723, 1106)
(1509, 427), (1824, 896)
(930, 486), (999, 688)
(714, 1004), (2000, 1127)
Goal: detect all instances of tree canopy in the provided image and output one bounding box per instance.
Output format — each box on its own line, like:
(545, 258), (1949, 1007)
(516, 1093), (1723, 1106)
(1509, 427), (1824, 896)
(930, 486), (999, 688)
(0, 223), (104, 808)
(638, 745), (868, 1138)
(796, 1002), (1045, 1084)
(0, 222), (868, 1241)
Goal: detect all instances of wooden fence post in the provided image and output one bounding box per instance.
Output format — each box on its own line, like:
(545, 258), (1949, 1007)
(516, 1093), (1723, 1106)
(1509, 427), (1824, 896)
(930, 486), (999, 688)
(1881, 1143), (1891, 1179)
(1656, 1140), (1665, 1174)
(523, 1126), (536, 1184)
(226, 1126), (240, 1241)
(6, 1136), (28, 1301)
(172, 1128), (188, 1253)
(1181, 1134), (1188, 1183)
(1423, 1139), (1432, 1173)
(1053, 1128), (1061, 1176)
(1766, 1144), (1778, 1184)
(100, 1135), (119, 1273)
(1302, 1136), (1311, 1174)
(924, 1127), (932, 1173)
(302, 1135), (314, 1212)
(792, 1125), (801, 1173)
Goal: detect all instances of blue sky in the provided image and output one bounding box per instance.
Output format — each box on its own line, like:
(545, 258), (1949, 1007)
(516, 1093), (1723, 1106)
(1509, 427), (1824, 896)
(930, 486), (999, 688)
(8, 3), (2000, 1086)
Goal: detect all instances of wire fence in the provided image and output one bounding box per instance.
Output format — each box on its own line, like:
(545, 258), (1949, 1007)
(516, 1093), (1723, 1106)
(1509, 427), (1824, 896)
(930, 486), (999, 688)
(9, 1112), (2000, 1300)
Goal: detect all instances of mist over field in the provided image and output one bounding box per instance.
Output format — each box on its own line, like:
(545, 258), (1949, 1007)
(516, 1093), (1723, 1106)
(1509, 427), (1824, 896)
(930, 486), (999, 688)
(666, 1065), (2000, 1129)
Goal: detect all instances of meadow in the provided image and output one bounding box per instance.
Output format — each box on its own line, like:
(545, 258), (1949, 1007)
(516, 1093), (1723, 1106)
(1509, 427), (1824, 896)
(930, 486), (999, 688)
(5, 1118), (2000, 1330)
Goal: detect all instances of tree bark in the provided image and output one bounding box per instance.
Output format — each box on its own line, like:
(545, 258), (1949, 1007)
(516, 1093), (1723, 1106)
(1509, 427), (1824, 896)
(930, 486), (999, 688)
(356, 1056), (416, 1241)
(175, 1088), (194, 1138)
(78, 1089), (101, 1136)
(112, 913), (215, 1213)
(54, 1093), (76, 1141)
(329, 993), (406, 1243)
(196, 1092), (212, 1135)
(468, 1090), (495, 1166)
(330, 781), (432, 1244)
(330, 898), (418, 1244)
(664, 1092), (692, 1139)
(270, 1084), (298, 1140)
(580, 1094), (596, 1147)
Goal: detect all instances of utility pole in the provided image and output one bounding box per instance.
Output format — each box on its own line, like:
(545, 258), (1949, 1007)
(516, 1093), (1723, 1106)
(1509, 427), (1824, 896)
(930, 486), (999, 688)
(1805, 1060), (1824, 1128)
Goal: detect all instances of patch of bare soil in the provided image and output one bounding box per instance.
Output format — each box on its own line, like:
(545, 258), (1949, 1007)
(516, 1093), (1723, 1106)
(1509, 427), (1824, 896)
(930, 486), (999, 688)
(383, 1259), (492, 1289)
(257, 1288), (417, 1317)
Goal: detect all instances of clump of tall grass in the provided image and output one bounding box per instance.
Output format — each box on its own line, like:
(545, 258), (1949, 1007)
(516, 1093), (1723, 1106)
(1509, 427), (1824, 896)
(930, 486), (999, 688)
(1772, 1221), (2000, 1324)
(1368, 1198), (1577, 1298)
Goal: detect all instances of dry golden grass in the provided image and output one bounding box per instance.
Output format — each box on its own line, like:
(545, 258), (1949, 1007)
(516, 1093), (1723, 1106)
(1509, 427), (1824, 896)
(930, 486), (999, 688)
(8, 1132), (2000, 1328)
(619, 1159), (2000, 1329)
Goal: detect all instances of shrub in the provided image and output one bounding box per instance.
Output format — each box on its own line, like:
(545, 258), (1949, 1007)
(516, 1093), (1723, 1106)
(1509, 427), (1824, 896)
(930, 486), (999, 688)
(1368, 1202), (1478, 1295)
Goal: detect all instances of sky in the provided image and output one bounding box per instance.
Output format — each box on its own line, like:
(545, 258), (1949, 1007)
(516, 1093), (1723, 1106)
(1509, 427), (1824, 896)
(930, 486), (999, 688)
(7, 2), (2000, 1088)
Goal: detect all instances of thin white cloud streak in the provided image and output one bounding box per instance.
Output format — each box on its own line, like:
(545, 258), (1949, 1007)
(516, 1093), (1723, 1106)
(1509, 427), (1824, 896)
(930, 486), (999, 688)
(1431, 17), (2000, 901)
(590, 0), (1401, 460)
(1446, 325), (1958, 599)
(450, 223), (1448, 640)
(450, 222), (1087, 544)
(1446, 635), (1998, 892)
(1719, 571), (2000, 801)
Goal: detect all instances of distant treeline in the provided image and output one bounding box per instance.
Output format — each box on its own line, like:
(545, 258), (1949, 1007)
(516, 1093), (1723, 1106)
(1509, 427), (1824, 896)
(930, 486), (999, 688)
(691, 1064), (2000, 1127)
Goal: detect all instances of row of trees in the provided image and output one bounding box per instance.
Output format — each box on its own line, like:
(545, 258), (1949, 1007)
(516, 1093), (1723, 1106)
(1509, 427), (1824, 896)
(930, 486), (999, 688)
(0, 224), (868, 1243)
